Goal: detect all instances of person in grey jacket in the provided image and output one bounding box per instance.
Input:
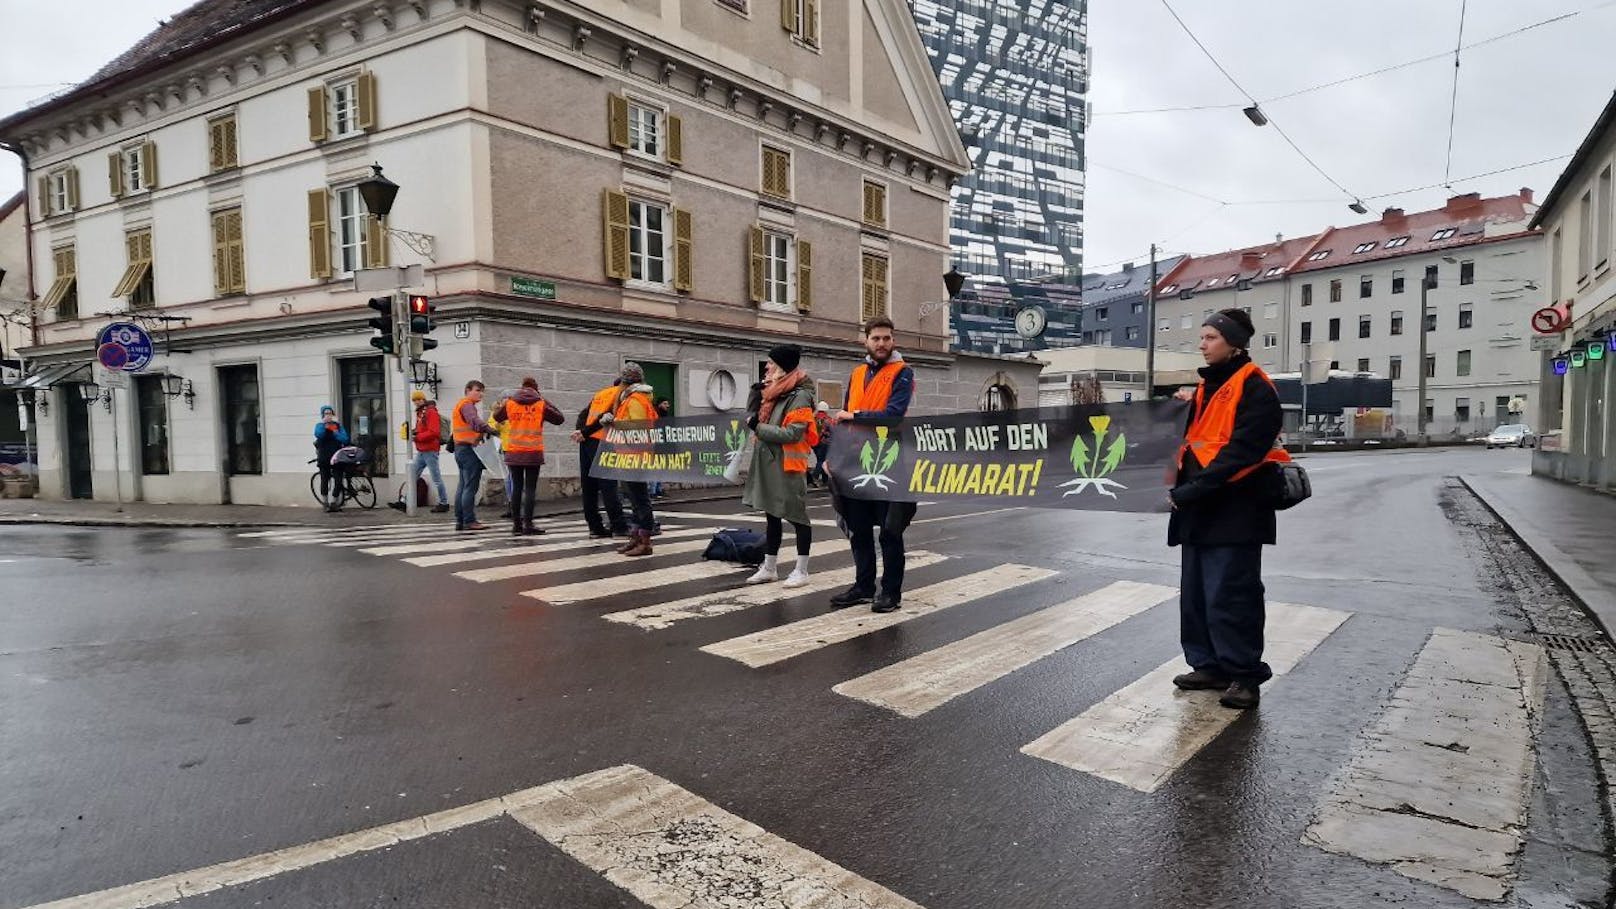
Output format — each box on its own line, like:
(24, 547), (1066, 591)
(743, 344), (817, 588)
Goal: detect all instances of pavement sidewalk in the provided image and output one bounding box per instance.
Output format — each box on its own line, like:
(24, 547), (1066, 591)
(0, 486), (740, 529)
(1464, 472), (1616, 641)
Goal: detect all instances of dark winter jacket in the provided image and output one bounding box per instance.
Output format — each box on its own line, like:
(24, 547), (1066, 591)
(313, 420), (349, 461)
(493, 387), (565, 468)
(1167, 354), (1283, 547)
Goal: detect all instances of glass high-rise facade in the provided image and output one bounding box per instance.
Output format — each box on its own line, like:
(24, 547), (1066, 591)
(910, 0), (1089, 284)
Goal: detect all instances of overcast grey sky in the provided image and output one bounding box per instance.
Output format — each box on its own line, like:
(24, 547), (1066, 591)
(2, 1), (1614, 273)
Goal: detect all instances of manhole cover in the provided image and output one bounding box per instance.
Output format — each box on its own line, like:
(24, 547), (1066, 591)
(1534, 633), (1611, 654)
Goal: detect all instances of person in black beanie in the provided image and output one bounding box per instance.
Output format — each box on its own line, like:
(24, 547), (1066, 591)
(742, 343), (818, 587)
(1167, 306), (1287, 710)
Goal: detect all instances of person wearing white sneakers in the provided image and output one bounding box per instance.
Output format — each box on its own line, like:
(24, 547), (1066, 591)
(742, 345), (819, 588)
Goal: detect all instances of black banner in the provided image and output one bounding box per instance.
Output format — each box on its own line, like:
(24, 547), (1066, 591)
(825, 400), (1190, 513)
(588, 414), (749, 484)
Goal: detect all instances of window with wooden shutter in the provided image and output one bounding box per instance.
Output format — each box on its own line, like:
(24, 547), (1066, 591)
(667, 114), (683, 165)
(308, 86), (329, 143)
(112, 228), (155, 305)
(308, 188), (332, 279)
(602, 189), (631, 280)
(803, 0), (820, 47)
(108, 152), (125, 199)
(761, 146), (791, 199)
(780, 0), (799, 33)
(36, 176), (50, 218)
(796, 240), (812, 312)
(213, 208), (246, 295)
(748, 226), (766, 304)
(673, 208), (693, 292)
(42, 246), (78, 317)
(64, 166), (80, 211)
(861, 180), (887, 228)
(364, 215), (388, 268)
(608, 94), (630, 149)
(860, 252), (888, 322)
(356, 72), (378, 132)
(209, 115), (239, 171)
(139, 141), (158, 189)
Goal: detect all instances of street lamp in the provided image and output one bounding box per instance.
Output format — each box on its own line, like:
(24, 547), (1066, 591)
(78, 382), (101, 403)
(356, 164), (399, 219)
(943, 267), (966, 299)
(159, 374), (185, 398)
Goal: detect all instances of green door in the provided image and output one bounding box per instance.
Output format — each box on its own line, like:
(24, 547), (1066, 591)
(639, 362), (677, 414)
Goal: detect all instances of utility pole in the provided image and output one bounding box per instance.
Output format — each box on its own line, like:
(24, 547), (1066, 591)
(1145, 243), (1158, 398)
(1416, 269), (1434, 446)
(1300, 342), (1310, 452)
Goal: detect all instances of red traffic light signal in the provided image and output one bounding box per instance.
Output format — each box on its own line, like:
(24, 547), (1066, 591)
(409, 294), (431, 316)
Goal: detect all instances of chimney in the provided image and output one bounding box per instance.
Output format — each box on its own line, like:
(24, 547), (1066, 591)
(1381, 207), (1405, 223)
(1445, 192), (1483, 213)
(1122, 262), (1134, 272)
(1519, 187), (1534, 204)
(1240, 251), (1262, 270)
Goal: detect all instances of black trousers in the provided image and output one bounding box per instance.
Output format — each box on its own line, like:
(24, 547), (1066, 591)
(579, 440), (627, 534)
(765, 514), (812, 557)
(1180, 544), (1273, 685)
(843, 496), (917, 597)
(621, 480), (655, 534)
(509, 465), (540, 528)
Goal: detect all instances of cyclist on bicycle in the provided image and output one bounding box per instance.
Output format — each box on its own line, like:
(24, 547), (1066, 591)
(314, 405), (350, 512)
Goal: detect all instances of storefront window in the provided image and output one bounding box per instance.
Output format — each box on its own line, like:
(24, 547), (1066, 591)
(219, 364), (262, 475)
(135, 375), (170, 475)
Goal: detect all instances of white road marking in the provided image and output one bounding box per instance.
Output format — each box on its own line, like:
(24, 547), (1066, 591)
(911, 506), (1024, 525)
(520, 559), (757, 606)
(1303, 628), (1546, 901)
(700, 564), (1057, 668)
(238, 525), (394, 538)
(22, 765), (922, 909)
(1021, 602), (1350, 793)
(507, 764), (923, 909)
(833, 581), (1176, 717)
(656, 510), (840, 529)
(455, 538), (719, 581)
(360, 531), (590, 556)
(400, 527), (704, 567)
(322, 527), (528, 547)
(602, 552), (950, 630)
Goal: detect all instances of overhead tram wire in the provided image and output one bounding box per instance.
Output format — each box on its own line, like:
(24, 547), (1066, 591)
(1095, 2), (1611, 118)
(1442, 1), (1469, 190)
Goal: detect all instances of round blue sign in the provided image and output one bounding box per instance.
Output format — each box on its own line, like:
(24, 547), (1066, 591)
(95, 322), (154, 372)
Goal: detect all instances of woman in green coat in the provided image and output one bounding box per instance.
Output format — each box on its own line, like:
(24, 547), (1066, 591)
(743, 344), (818, 588)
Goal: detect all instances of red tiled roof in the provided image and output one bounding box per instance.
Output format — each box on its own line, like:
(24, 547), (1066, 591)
(0, 0), (321, 136)
(1289, 191), (1536, 275)
(1156, 234), (1323, 293)
(0, 190), (23, 222)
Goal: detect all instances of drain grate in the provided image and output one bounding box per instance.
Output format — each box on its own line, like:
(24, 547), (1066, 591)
(1533, 633), (1612, 654)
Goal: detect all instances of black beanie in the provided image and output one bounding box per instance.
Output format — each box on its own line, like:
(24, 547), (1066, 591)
(768, 344), (802, 373)
(1204, 309), (1255, 349)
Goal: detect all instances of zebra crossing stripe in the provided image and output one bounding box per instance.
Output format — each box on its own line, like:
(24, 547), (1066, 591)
(833, 581), (1177, 717)
(253, 522), (482, 541)
(601, 552), (950, 630)
(455, 538), (720, 582)
(323, 526), (529, 547)
(1020, 602), (1350, 793)
(655, 510), (840, 529)
(361, 531), (591, 557)
(1303, 628), (1545, 901)
(519, 559), (760, 606)
(400, 527), (705, 567)
(700, 565), (1057, 669)
(506, 764), (923, 909)
(239, 525), (393, 538)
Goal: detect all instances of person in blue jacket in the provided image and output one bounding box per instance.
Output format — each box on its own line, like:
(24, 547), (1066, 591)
(313, 404), (351, 512)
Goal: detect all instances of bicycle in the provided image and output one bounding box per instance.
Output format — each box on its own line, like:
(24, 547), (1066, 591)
(309, 451), (378, 510)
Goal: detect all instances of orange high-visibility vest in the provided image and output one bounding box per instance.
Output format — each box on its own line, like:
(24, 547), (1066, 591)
(451, 396), (482, 445)
(1179, 361), (1291, 482)
(781, 405), (818, 474)
(848, 361), (907, 412)
(585, 385), (620, 441)
(614, 390), (656, 423)
(504, 399), (546, 453)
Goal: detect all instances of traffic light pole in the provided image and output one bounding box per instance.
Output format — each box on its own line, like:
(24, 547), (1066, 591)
(394, 290), (418, 517)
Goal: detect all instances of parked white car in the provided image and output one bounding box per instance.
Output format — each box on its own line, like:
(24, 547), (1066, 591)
(1485, 424), (1536, 449)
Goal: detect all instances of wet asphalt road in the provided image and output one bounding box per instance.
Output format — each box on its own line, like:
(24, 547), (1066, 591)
(1, 447), (1611, 909)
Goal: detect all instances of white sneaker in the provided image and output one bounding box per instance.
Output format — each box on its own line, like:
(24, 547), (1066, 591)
(745, 565), (778, 584)
(782, 569), (810, 588)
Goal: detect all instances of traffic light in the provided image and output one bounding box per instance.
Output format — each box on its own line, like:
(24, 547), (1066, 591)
(407, 294), (437, 353)
(367, 295), (397, 356)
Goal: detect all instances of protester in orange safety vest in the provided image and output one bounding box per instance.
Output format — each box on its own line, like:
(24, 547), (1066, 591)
(827, 316), (916, 614)
(571, 379), (630, 539)
(493, 377), (565, 537)
(1168, 308), (1286, 711)
(593, 363), (659, 558)
(742, 344), (819, 588)
(450, 380), (494, 531)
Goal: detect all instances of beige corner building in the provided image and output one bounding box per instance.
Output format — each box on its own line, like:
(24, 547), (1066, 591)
(0, 0), (1031, 505)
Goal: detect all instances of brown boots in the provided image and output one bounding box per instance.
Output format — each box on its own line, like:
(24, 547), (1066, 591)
(620, 529), (652, 557)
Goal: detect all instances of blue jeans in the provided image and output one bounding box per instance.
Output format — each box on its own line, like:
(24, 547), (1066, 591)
(454, 445), (485, 527)
(409, 450), (449, 505)
(1179, 544), (1273, 685)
